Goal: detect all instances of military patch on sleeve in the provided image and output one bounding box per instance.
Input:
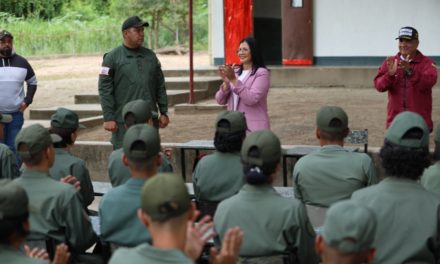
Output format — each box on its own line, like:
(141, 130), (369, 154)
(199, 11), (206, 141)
(100, 66), (110, 76)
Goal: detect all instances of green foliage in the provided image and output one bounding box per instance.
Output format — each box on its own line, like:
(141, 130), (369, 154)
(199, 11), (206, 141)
(0, 0), (64, 19)
(0, 0), (208, 56)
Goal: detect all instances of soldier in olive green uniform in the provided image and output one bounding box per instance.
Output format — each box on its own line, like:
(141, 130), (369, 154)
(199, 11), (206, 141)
(421, 122), (440, 195)
(315, 200), (377, 264)
(0, 179), (70, 264)
(98, 16), (169, 149)
(100, 124), (162, 246)
(192, 111), (246, 203)
(109, 173), (243, 264)
(214, 130), (318, 263)
(48, 108), (94, 208)
(107, 99), (172, 187)
(0, 113), (19, 179)
(13, 124), (97, 262)
(351, 112), (440, 263)
(293, 106), (377, 207)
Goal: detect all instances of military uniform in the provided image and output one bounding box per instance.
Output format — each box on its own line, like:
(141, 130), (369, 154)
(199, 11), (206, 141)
(108, 149), (172, 187)
(49, 148), (94, 207)
(214, 184), (318, 263)
(421, 163), (440, 196)
(14, 169), (97, 252)
(109, 243), (193, 264)
(351, 177), (440, 263)
(98, 45), (167, 148)
(193, 151), (244, 201)
(0, 143), (19, 179)
(0, 246), (48, 264)
(293, 145), (377, 207)
(99, 178), (151, 246)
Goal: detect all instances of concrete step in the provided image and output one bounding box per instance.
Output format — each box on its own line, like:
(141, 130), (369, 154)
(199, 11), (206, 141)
(29, 104), (103, 120)
(163, 76), (221, 90)
(174, 103), (227, 115)
(163, 67), (217, 77)
(75, 89), (209, 106)
(24, 115), (103, 129)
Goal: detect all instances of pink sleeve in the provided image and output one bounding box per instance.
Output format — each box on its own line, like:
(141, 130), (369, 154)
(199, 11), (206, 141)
(231, 68), (270, 106)
(215, 83), (231, 105)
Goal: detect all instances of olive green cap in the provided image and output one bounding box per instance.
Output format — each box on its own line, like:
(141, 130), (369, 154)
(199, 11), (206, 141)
(0, 113), (12, 123)
(215, 111), (247, 133)
(15, 124), (62, 159)
(123, 124), (160, 160)
(50, 107), (85, 129)
(241, 130), (281, 166)
(0, 179), (28, 220)
(140, 173), (191, 221)
(122, 16), (149, 31)
(385, 111), (429, 148)
(122, 100), (152, 125)
(316, 106), (348, 133)
(322, 200), (377, 253)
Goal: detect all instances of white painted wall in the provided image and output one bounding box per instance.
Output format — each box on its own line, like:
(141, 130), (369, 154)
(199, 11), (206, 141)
(314, 0), (440, 56)
(209, 0), (224, 64)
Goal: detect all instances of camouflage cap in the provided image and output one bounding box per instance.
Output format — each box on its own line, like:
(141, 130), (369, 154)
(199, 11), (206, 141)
(122, 16), (149, 31)
(316, 106), (348, 133)
(241, 130), (281, 166)
(0, 179), (28, 220)
(215, 111), (247, 133)
(0, 30), (13, 40)
(50, 107), (85, 129)
(0, 113), (12, 123)
(322, 200), (377, 253)
(140, 173), (191, 221)
(122, 100), (152, 125)
(15, 124), (62, 159)
(385, 111), (429, 148)
(123, 124), (160, 160)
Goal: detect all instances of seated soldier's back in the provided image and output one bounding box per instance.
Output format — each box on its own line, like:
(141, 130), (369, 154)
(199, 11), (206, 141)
(193, 151), (244, 202)
(0, 143), (19, 179)
(109, 243), (193, 264)
(214, 184), (318, 263)
(293, 145), (377, 207)
(351, 177), (440, 263)
(99, 178), (151, 247)
(14, 169), (96, 252)
(49, 148), (94, 207)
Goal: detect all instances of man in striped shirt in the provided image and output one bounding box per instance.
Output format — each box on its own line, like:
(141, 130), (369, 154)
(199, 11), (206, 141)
(0, 30), (37, 164)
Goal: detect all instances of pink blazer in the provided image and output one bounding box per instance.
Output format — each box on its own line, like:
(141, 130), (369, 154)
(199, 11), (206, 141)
(215, 67), (270, 132)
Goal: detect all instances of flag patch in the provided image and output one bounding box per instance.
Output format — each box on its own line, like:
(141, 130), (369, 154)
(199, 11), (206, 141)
(100, 66), (110, 75)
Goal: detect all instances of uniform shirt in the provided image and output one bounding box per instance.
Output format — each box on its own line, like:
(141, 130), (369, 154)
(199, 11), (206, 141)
(13, 169), (97, 253)
(293, 145), (377, 207)
(98, 45), (167, 123)
(351, 177), (440, 263)
(0, 54), (37, 112)
(99, 178), (151, 246)
(109, 242), (193, 264)
(214, 184), (318, 263)
(192, 151), (244, 202)
(0, 143), (19, 179)
(421, 162), (440, 196)
(108, 149), (172, 187)
(0, 246), (48, 264)
(374, 50), (437, 130)
(49, 148), (94, 207)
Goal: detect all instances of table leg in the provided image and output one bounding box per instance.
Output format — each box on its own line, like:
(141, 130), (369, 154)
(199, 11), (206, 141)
(283, 156), (288, 187)
(181, 148), (186, 181)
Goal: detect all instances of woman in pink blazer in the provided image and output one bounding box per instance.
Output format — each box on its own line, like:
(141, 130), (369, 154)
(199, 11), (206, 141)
(215, 37), (270, 132)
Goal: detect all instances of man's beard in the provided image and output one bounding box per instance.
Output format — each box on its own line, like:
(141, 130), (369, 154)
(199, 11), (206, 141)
(0, 48), (12, 57)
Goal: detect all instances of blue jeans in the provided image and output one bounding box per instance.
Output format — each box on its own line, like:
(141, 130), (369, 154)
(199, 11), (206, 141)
(1, 111), (24, 166)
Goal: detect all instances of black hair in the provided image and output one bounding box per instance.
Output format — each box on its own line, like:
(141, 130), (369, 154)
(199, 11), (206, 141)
(380, 139), (430, 180)
(237, 37), (267, 77)
(0, 213), (29, 244)
(49, 127), (77, 148)
(242, 146), (279, 185)
(214, 120), (245, 153)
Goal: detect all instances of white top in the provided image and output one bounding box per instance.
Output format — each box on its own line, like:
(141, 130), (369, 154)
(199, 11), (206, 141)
(233, 70), (250, 111)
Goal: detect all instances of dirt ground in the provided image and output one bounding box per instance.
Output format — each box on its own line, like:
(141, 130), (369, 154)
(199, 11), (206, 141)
(27, 52), (440, 148)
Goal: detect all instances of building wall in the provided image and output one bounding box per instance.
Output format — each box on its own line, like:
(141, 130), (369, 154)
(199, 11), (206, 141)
(314, 0), (440, 63)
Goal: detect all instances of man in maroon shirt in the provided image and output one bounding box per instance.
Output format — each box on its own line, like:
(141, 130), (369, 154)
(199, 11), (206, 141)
(374, 26), (437, 131)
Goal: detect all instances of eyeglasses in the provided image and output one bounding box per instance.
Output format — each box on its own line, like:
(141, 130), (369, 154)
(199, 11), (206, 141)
(237, 48), (250, 54)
